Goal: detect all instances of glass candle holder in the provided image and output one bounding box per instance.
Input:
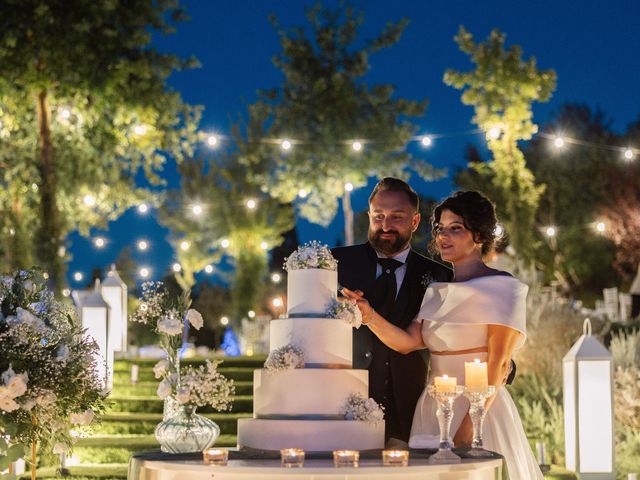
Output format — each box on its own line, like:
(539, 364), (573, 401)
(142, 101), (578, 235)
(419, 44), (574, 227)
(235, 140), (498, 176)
(427, 384), (465, 464)
(280, 448), (305, 468)
(202, 448), (228, 466)
(333, 450), (359, 468)
(463, 385), (496, 458)
(382, 449), (409, 467)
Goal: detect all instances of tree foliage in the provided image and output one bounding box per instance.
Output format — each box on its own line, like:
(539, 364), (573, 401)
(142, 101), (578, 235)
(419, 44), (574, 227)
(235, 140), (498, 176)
(444, 26), (556, 261)
(0, 0), (201, 290)
(241, 3), (442, 243)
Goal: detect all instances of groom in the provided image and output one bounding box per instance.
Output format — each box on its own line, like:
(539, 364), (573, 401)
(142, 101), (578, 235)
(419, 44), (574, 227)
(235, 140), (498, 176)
(332, 178), (453, 446)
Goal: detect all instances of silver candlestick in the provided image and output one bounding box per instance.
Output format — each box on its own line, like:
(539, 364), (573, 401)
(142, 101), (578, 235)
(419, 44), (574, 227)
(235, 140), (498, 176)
(427, 384), (465, 464)
(463, 385), (496, 457)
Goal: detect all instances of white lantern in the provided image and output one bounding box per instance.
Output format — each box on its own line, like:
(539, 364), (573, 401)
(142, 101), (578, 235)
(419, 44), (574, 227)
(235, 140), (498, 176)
(563, 318), (614, 479)
(102, 264), (128, 352)
(81, 280), (113, 389)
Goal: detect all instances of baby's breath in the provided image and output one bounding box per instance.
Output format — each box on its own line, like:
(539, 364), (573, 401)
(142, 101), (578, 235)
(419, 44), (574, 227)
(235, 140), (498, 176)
(284, 241), (338, 271)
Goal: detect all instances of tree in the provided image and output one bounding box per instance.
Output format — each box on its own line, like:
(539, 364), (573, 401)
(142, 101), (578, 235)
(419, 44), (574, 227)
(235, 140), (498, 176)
(0, 0), (201, 291)
(160, 148), (295, 322)
(444, 26), (556, 261)
(241, 4), (442, 245)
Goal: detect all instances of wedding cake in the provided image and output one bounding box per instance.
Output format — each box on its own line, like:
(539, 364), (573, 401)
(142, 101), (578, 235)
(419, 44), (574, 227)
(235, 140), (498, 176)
(237, 242), (385, 451)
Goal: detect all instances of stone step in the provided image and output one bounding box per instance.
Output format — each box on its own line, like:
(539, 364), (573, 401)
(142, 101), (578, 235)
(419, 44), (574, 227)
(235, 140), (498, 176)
(107, 395), (253, 414)
(111, 380), (253, 397)
(95, 412), (252, 435)
(112, 366), (255, 384)
(114, 356), (266, 370)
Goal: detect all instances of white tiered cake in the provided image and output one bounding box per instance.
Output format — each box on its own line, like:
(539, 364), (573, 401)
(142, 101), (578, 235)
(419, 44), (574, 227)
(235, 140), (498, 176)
(237, 244), (385, 451)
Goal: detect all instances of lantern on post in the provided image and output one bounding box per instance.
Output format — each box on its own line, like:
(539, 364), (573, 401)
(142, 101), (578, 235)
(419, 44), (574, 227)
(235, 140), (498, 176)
(102, 264), (128, 353)
(81, 280), (113, 388)
(563, 318), (614, 479)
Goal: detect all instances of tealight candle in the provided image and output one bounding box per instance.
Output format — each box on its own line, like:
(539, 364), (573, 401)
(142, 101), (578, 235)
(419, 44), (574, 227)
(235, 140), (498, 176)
(333, 450), (359, 468)
(464, 359), (488, 392)
(203, 448), (228, 466)
(628, 474), (637, 480)
(434, 374), (457, 393)
(280, 448), (305, 468)
(382, 449), (409, 467)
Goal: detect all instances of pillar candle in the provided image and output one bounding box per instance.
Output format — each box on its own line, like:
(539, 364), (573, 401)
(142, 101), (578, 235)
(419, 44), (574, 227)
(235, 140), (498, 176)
(464, 359), (488, 391)
(434, 374), (457, 393)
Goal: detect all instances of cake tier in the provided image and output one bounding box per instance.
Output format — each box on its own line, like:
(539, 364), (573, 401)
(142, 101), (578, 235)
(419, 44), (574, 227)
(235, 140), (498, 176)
(253, 369), (367, 417)
(237, 418), (384, 451)
(287, 268), (337, 316)
(270, 318), (352, 367)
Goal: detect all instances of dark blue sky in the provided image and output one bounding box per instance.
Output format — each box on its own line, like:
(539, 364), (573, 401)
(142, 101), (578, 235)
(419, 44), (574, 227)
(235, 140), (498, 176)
(67, 0), (640, 287)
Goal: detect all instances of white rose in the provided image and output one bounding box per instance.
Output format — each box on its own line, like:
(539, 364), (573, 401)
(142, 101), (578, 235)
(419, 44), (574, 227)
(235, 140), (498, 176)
(52, 442), (70, 454)
(185, 309), (204, 330)
(176, 386), (190, 404)
(153, 359), (170, 379)
(157, 379), (172, 399)
(0, 396), (20, 412)
(70, 409), (94, 425)
(6, 373), (28, 399)
(56, 345), (70, 362)
(1, 365), (15, 385)
(157, 316), (182, 336)
(16, 307), (46, 330)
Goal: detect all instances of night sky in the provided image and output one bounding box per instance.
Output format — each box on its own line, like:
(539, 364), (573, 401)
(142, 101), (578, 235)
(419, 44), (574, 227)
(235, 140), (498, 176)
(67, 0), (640, 288)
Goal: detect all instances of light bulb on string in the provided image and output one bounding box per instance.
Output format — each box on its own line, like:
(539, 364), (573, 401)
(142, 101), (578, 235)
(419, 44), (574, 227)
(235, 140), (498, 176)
(545, 226), (557, 238)
(192, 204), (203, 216)
(83, 194), (96, 207)
(246, 199), (257, 209)
(272, 297), (283, 308)
(94, 237), (106, 248)
(206, 134), (218, 147)
(271, 273), (281, 283)
(298, 188), (308, 198)
(281, 139), (292, 151)
(488, 126), (501, 140)
(260, 241), (268, 250)
(624, 148), (634, 160)
(248, 310), (256, 319)
(596, 222), (606, 233)
(137, 240), (148, 251)
(139, 267), (150, 278)
(344, 182), (354, 192)
(494, 224), (504, 237)
(172, 263), (182, 273)
(421, 136), (432, 147)
(220, 316), (229, 326)
(205, 265), (214, 274)
(180, 241), (190, 251)
(73, 272), (83, 282)
(220, 239), (230, 249)
(133, 124), (147, 136)
(553, 136), (565, 149)
(351, 141), (362, 152)
(62, 289), (71, 297)
(138, 204), (149, 214)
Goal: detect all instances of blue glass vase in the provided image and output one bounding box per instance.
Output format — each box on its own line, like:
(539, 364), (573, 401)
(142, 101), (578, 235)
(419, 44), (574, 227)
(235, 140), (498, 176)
(155, 405), (220, 453)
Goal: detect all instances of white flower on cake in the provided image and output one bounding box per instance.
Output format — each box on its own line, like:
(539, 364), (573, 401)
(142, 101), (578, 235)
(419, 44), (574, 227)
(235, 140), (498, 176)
(342, 393), (385, 424)
(284, 241), (338, 271)
(326, 299), (363, 328)
(264, 344), (305, 372)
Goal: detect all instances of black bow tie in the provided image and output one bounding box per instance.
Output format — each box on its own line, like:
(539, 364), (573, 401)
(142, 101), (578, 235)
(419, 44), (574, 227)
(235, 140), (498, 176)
(377, 257), (403, 274)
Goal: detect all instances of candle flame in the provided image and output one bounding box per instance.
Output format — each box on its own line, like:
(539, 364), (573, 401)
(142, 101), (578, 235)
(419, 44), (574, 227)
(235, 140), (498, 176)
(474, 358), (481, 364)
(442, 374), (449, 379)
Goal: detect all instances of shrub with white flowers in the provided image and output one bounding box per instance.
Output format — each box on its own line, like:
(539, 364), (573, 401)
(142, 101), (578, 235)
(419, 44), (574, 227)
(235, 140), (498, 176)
(342, 393), (385, 424)
(0, 270), (107, 469)
(175, 360), (235, 411)
(284, 241), (338, 271)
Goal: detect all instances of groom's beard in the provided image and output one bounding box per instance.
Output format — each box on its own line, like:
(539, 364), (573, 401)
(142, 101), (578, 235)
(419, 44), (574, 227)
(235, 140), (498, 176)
(368, 229), (411, 256)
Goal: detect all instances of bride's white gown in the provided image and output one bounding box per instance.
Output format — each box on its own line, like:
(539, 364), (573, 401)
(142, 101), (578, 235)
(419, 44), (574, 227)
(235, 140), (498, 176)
(408, 276), (543, 480)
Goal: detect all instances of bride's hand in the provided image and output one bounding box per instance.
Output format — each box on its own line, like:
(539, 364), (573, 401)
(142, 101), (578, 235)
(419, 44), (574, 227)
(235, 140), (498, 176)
(341, 287), (375, 324)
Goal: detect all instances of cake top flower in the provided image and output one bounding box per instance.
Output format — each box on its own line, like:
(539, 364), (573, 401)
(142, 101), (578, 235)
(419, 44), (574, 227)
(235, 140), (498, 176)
(284, 241), (337, 271)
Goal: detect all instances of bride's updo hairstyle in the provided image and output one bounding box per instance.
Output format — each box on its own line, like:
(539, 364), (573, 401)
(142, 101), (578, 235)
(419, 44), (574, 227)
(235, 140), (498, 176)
(429, 191), (498, 255)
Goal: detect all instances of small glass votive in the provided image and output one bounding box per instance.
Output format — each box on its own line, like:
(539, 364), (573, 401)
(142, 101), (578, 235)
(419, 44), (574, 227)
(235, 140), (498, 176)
(203, 448), (229, 466)
(382, 449), (409, 467)
(280, 448), (305, 468)
(333, 450), (359, 468)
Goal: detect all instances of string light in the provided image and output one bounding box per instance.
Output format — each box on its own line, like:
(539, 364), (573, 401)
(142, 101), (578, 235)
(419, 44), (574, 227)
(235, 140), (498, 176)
(220, 316), (229, 326)
(596, 222), (606, 233)
(31, 183), (38, 192)
(298, 189), (308, 198)
(246, 199), (257, 209)
(488, 126), (501, 140)
(137, 240), (148, 251)
(271, 273), (281, 283)
(260, 241), (268, 250)
(351, 141), (362, 152)
(172, 263), (182, 273)
(139, 267), (150, 278)
(9, 228), (15, 236)
(133, 124), (147, 136)
(180, 241), (190, 251)
(138, 204), (149, 214)
(624, 148), (634, 160)
(59, 108), (71, 120)
(281, 139), (292, 151)
(206, 134), (218, 147)
(62, 288), (71, 297)
(553, 136), (565, 148)
(73, 272), (83, 282)
(272, 297), (283, 308)
(344, 182), (354, 192)
(494, 224), (504, 237)
(545, 226), (557, 238)
(421, 136), (432, 147)
(94, 237), (106, 248)
(221, 239), (230, 248)
(83, 195), (96, 207)
(204, 264), (214, 274)
(191, 204), (203, 216)
(247, 310), (256, 319)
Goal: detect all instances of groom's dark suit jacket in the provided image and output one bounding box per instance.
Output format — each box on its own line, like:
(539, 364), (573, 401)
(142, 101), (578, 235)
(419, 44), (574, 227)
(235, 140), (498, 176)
(332, 243), (453, 442)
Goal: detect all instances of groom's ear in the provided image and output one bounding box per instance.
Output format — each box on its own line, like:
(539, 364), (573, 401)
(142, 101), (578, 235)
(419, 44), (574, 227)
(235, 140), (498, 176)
(411, 212), (421, 232)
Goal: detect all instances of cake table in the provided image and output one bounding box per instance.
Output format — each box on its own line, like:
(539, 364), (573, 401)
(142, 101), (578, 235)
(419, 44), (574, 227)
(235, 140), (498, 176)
(128, 451), (507, 480)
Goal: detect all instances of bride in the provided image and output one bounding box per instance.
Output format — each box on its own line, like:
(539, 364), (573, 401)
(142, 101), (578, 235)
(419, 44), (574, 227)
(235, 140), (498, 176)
(343, 191), (543, 479)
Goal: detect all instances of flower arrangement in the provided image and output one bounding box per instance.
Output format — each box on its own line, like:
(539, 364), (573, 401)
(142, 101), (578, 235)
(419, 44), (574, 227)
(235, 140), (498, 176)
(284, 241), (338, 271)
(342, 393), (385, 424)
(173, 360), (235, 410)
(264, 344), (305, 372)
(0, 270), (107, 473)
(326, 298), (363, 328)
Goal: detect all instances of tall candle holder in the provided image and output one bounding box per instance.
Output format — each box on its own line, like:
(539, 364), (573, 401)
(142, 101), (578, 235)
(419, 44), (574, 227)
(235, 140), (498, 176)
(427, 384), (465, 464)
(463, 385), (496, 457)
